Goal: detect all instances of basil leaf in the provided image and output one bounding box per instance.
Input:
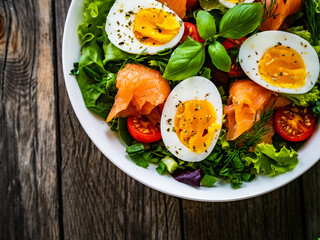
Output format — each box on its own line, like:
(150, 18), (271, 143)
(163, 40), (205, 80)
(117, 118), (133, 146)
(208, 41), (231, 72)
(219, 3), (264, 39)
(196, 10), (216, 40)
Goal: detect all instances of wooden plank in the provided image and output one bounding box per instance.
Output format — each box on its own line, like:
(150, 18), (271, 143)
(54, 0), (182, 239)
(0, 0), (60, 239)
(182, 179), (305, 240)
(301, 161), (320, 239)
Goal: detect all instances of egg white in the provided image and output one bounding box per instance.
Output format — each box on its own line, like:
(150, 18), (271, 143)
(105, 0), (184, 55)
(239, 31), (320, 94)
(160, 77), (223, 162)
(218, 0), (254, 8)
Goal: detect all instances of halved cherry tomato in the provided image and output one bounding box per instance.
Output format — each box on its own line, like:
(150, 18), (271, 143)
(222, 37), (247, 77)
(274, 106), (316, 142)
(228, 58), (243, 77)
(181, 22), (205, 43)
(186, 0), (199, 9)
(222, 37), (247, 51)
(127, 116), (162, 143)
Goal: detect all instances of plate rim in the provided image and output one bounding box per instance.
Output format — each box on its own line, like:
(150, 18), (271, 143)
(62, 0), (320, 202)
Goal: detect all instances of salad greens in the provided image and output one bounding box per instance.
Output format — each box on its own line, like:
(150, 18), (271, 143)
(199, 0), (228, 13)
(281, 86), (320, 107)
(72, 0), (319, 189)
(244, 143), (299, 176)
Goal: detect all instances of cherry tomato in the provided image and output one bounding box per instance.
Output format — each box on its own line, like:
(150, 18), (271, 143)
(127, 116), (162, 143)
(181, 22), (205, 43)
(186, 0), (199, 9)
(222, 37), (247, 51)
(222, 37), (247, 77)
(228, 58), (243, 77)
(274, 106), (316, 142)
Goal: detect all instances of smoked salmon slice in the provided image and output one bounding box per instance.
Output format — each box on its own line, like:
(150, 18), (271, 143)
(224, 80), (291, 141)
(157, 0), (187, 19)
(260, 0), (303, 31)
(106, 63), (171, 122)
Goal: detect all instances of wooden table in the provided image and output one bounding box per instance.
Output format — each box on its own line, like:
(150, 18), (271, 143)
(1, 0), (320, 239)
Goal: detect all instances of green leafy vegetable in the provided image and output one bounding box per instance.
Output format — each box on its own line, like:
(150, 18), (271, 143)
(305, 0), (320, 44)
(218, 3), (264, 39)
(74, 0), (119, 119)
(244, 143), (299, 176)
(161, 156), (178, 173)
(200, 174), (218, 187)
(280, 86), (320, 107)
(126, 143), (144, 153)
(286, 26), (312, 43)
(156, 162), (167, 174)
(124, 48), (172, 74)
(163, 40), (205, 80)
(78, 0), (115, 43)
(103, 39), (132, 64)
(70, 62), (79, 76)
(199, 67), (212, 79)
(208, 41), (231, 72)
(313, 100), (320, 116)
(196, 130), (255, 189)
(117, 118), (133, 146)
(196, 10), (216, 40)
(199, 0), (228, 13)
(126, 142), (174, 168)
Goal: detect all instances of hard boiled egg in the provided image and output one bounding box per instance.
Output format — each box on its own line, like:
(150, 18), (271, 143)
(218, 0), (254, 9)
(239, 31), (320, 94)
(160, 77), (223, 162)
(105, 0), (184, 55)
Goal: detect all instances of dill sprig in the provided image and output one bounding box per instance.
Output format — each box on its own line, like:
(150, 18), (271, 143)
(260, 0), (279, 26)
(305, 0), (320, 43)
(235, 105), (275, 149)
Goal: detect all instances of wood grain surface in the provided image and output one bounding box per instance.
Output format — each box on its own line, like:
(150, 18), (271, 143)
(0, 0), (319, 239)
(0, 0), (60, 239)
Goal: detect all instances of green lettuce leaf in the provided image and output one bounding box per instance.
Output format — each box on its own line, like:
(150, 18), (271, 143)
(78, 0), (115, 43)
(199, 0), (227, 13)
(100, 23), (133, 64)
(75, 0), (118, 119)
(280, 86), (320, 107)
(313, 40), (320, 57)
(315, 0), (320, 13)
(286, 26), (312, 43)
(244, 143), (299, 177)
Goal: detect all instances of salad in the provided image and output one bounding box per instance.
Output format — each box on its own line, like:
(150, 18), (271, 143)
(71, 0), (320, 189)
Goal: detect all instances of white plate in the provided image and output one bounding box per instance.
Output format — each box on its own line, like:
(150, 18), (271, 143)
(62, 0), (320, 202)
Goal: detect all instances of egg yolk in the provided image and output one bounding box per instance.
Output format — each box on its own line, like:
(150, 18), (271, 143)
(174, 100), (220, 153)
(225, 0), (245, 3)
(133, 8), (181, 46)
(258, 45), (306, 89)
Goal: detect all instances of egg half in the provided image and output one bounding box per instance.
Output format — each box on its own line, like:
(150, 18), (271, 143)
(218, 0), (254, 9)
(239, 31), (320, 94)
(160, 77), (223, 162)
(105, 0), (184, 55)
